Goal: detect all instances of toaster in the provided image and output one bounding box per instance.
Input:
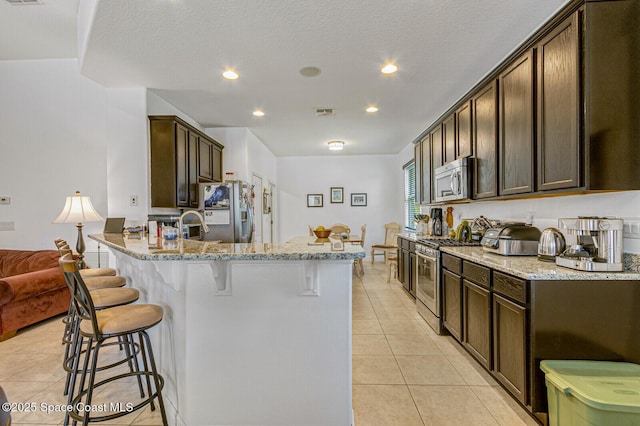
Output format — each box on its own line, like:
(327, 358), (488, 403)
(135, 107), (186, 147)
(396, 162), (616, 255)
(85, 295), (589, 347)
(481, 223), (542, 256)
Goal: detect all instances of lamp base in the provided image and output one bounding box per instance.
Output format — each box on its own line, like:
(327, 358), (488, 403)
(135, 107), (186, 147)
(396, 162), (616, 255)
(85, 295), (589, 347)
(75, 223), (86, 269)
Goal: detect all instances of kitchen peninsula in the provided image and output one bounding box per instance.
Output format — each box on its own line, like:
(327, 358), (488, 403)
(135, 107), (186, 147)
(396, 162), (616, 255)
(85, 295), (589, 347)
(90, 234), (365, 426)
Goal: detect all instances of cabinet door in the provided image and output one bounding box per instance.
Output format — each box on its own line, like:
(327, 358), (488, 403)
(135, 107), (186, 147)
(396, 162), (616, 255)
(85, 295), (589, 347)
(442, 269), (463, 342)
(421, 136), (431, 204)
(409, 252), (417, 297)
(402, 249), (411, 293)
(175, 123), (190, 207)
(493, 294), (528, 404)
(537, 12), (580, 191)
(443, 114), (456, 164)
(199, 138), (214, 181)
(430, 127), (443, 201)
(398, 247), (405, 285)
(414, 142), (422, 205)
(188, 132), (199, 207)
(456, 101), (472, 159)
(473, 81), (498, 199)
(463, 280), (491, 369)
(499, 50), (534, 196)
(211, 145), (222, 182)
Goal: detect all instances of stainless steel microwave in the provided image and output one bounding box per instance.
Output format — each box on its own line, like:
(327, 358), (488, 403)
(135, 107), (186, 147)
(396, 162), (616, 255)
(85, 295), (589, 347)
(434, 157), (471, 203)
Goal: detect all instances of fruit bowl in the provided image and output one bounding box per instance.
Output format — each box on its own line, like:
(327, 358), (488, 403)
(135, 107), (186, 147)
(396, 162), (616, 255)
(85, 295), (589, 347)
(313, 229), (332, 238)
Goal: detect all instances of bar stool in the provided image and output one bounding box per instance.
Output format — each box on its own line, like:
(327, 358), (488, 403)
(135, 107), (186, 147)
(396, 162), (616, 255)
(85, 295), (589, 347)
(55, 239), (117, 277)
(62, 285), (141, 397)
(59, 253), (167, 425)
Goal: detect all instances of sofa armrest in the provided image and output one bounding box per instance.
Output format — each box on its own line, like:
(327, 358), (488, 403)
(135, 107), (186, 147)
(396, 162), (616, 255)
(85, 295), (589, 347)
(0, 267), (67, 306)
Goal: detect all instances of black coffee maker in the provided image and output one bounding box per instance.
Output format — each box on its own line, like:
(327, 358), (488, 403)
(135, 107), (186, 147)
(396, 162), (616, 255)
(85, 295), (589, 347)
(430, 208), (443, 236)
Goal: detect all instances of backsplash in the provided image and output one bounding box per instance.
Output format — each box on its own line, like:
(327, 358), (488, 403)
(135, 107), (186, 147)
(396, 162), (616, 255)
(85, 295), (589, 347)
(625, 253), (640, 273)
(420, 191), (640, 255)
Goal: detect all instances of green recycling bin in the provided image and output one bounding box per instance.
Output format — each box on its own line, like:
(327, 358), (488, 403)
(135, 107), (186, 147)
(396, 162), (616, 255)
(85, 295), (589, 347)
(541, 360), (640, 426)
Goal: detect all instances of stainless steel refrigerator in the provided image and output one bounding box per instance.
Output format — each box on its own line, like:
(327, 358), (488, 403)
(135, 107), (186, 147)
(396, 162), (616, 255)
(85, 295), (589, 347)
(199, 181), (254, 243)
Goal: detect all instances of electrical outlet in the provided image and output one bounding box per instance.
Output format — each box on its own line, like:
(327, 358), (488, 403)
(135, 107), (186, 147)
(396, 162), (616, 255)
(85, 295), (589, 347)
(130, 195), (138, 206)
(526, 211), (535, 224)
(0, 196), (10, 205)
(624, 219), (640, 239)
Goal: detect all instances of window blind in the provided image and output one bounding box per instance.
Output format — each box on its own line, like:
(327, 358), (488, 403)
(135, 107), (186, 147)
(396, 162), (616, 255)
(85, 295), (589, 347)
(403, 161), (417, 230)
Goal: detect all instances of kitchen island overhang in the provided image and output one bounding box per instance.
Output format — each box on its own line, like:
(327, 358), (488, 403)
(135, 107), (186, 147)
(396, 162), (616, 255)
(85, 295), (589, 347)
(89, 234), (364, 426)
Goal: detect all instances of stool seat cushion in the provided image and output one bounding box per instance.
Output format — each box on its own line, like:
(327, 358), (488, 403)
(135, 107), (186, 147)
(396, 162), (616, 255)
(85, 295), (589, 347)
(83, 276), (126, 290)
(90, 288), (139, 309)
(80, 304), (163, 336)
(80, 268), (117, 278)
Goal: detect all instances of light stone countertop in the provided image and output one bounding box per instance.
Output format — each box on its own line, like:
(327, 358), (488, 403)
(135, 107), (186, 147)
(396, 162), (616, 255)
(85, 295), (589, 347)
(440, 246), (640, 281)
(89, 234), (365, 261)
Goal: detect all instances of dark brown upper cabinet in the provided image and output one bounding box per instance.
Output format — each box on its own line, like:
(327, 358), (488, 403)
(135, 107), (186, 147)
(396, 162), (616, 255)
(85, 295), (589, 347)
(499, 50), (534, 196)
(421, 135), (432, 205)
(456, 101), (472, 159)
(472, 81), (498, 199)
(414, 141), (422, 205)
(430, 126), (443, 201)
(537, 12), (581, 191)
(442, 114), (456, 164)
(149, 115), (223, 208)
(199, 138), (223, 183)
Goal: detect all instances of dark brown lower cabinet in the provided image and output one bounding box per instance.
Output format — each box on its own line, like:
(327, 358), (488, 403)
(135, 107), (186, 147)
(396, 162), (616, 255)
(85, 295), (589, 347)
(442, 269), (462, 341)
(493, 294), (527, 405)
(463, 280), (491, 369)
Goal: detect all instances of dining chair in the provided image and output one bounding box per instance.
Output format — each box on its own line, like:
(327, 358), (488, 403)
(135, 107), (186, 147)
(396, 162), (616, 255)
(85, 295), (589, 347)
(330, 223), (351, 236)
(353, 224), (366, 277)
(370, 222), (402, 263)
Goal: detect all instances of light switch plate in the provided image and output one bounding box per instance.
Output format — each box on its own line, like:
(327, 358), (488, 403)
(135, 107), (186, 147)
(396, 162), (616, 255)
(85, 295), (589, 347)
(0, 222), (15, 231)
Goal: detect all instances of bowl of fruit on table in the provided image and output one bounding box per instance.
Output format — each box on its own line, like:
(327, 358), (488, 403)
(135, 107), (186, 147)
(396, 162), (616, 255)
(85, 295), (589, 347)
(313, 226), (332, 239)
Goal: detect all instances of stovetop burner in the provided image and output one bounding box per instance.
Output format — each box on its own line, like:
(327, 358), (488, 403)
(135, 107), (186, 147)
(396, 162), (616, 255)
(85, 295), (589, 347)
(417, 238), (482, 248)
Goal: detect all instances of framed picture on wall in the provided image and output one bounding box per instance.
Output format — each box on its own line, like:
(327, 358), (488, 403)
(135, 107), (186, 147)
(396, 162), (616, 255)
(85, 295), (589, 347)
(351, 193), (367, 207)
(307, 194), (323, 207)
(330, 187), (344, 203)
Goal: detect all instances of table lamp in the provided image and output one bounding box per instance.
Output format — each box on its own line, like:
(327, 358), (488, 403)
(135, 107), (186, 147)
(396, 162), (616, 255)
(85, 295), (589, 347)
(53, 191), (104, 269)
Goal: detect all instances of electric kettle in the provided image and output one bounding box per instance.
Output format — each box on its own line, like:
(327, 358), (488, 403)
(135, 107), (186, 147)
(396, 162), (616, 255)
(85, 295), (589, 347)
(537, 228), (566, 262)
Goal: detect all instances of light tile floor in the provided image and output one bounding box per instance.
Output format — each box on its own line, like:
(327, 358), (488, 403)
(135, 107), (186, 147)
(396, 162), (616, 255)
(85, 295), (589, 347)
(352, 261), (539, 426)
(0, 261), (538, 425)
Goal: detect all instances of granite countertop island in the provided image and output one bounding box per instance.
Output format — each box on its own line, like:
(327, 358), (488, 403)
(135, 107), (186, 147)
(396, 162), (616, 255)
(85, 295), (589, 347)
(91, 233), (365, 261)
(89, 233), (361, 426)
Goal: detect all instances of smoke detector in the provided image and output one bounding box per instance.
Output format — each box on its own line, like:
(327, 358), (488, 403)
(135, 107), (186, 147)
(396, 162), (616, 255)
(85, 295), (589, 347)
(314, 107), (335, 117)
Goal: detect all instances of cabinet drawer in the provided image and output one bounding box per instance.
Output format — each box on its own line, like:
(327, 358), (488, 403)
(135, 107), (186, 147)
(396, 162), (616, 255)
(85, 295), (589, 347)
(442, 254), (462, 274)
(463, 261), (490, 288)
(409, 241), (416, 252)
(493, 272), (526, 304)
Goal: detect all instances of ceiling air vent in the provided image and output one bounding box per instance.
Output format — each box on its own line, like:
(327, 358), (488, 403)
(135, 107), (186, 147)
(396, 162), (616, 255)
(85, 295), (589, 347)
(5, 0), (43, 4)
(314, 107), (335, 117)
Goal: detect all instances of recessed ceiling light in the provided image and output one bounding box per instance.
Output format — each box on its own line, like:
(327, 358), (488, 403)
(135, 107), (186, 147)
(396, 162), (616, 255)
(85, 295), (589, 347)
(253, 110), (265, 117)
(300, 66), (321, 77)
(222, 69), (239, 80)
(328, 140), (344, 151)
(366, 106), (378, 113)
(381, 62), (398, 75)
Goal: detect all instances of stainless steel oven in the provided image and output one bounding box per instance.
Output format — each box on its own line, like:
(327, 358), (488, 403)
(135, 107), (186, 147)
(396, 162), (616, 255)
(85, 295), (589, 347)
(415, 237), (481, 335)
(415, 243), (443, 334)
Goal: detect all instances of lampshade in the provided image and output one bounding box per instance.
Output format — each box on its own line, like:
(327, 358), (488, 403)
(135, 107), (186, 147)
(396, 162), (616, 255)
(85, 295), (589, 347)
(53, 191), (104, 224)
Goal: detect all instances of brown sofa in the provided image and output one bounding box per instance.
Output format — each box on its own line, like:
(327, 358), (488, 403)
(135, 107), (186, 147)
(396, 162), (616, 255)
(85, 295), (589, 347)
(0, 249), (70, 340)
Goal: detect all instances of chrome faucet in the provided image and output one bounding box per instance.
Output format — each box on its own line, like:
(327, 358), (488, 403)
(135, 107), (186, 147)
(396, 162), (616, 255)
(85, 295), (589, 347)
(179, 210), (210, 238)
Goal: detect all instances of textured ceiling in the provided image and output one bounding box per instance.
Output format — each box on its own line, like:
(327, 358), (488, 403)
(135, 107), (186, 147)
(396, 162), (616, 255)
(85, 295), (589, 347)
(2, 0), (571, 156)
